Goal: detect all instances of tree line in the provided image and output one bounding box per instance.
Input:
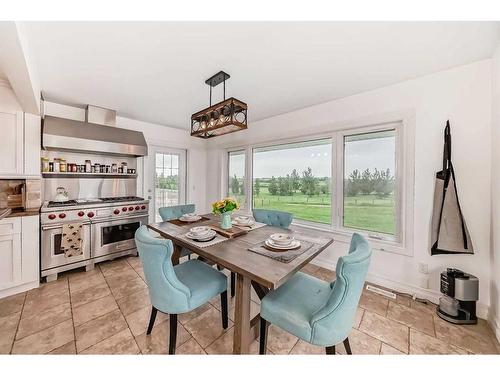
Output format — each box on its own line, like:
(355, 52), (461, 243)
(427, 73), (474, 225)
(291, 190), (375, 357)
(345, 168), (394, 198)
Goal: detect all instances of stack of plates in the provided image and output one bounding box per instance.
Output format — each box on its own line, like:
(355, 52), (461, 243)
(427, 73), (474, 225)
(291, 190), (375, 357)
(232, 216), (255, 227)
(265, 233), (301, 251)
(179, 213), (202, 222)
(185, 226), (216, 242)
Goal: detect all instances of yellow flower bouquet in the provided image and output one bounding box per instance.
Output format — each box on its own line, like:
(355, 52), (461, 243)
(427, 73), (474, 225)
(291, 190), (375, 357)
(212, 198), (240, 229)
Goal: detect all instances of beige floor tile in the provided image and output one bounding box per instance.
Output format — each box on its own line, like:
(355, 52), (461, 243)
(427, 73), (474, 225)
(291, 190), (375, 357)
(460, 318), (497, 341)
(410, 300), (437, 315)
(68, 269), (105, 293)
(80, 329), (140, 354)
(359, 310), (409, 353)
(48, 340), (76, 354)
(301, 263), (321, 276)
(71, 282), (111, 307)
(210, 294), (236, 311)
(108, 275), (147, 300)
(337, 329), (382, 354)
(387, 301), (435, 337)
(289, 340), (325, 355)
(312, 267), (336, 282)
(126, 256), (142, 270)
(135, 320), (191, 354)
(100, 259), (134, 277)
(116, 288), (151, 316)
(229, 300), (260, 322)
(395, 294), (412, 307)
(434, 316), (498, 354)
(17, 302), (72, 340)
(183, 306), (233, 348)
(380, 343), (405, 355)
(359, 292), (389, 316)
(205, 327), (260, 354)
(23, 280), (70, 318)
(354, 307), (364, 329)
(179, 303), (212, 325)
(125, 305), (169, 337)
(73, 295), (118, 327)
(75, 309), (128, 353)
(12, 319), (74, 354)
(0, 292), (25, 319)
(135, 267), (146, 280)
(176, 338), (206, 354)
(27, 277), (68, 299)
(266, 325), (299, 354)
(410, 329), (468, 354)
(0, 312), (21, 354)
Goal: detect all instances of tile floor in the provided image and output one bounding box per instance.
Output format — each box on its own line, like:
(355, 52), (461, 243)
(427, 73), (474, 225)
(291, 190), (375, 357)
(0, 257), (499, 355)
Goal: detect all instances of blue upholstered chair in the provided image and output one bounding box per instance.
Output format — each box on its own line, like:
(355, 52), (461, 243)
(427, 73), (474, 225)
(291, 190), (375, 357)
(158, 204), (196, 259)
(135, 225), (228, 354)
(259, 233), (372, 355)
(253, 209), (293, 228)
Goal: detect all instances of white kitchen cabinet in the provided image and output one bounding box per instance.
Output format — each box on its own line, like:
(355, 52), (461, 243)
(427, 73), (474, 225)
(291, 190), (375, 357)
(0, 111), (41, 178)
(0, 216), (39, 298)
(0, 111), (23, 175)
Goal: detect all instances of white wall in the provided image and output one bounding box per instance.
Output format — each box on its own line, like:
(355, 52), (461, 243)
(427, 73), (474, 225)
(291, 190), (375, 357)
(206, 59), (493, 316)
(491, 47), (500, 339)
(0, 78), (23, 112)
(43, 102), (209, 214)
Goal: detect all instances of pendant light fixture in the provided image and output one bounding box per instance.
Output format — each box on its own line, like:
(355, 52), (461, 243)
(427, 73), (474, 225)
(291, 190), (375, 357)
(191, 71), (248, 138)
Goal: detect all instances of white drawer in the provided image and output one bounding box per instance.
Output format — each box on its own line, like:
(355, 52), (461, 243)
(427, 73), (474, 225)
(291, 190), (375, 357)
(0, 217), (21, 236)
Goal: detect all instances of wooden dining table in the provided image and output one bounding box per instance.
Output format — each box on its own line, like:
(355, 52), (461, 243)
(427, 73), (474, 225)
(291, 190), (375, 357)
(147, 213), (334, 354)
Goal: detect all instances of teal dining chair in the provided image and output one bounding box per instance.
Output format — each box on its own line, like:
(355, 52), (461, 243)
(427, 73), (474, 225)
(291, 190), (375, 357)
(135, 225), (228, 354)
(158, 204), (196, 259)
(259, 233), (372, 355)
(253, 209), (293, 229)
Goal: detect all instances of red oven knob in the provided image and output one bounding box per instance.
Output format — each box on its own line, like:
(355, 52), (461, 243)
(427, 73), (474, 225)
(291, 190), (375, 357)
(114, 209), (120, 215)
(78, 211), (85, 217)
(141, 205), (146, 210)
(87, 212), (95, 218)
(48, 214), (56, 220)
(129, 206), (134, 211)
(122, 207), (128, 212)
(59, 213), (66, 219)
(135, 206), (140, 210)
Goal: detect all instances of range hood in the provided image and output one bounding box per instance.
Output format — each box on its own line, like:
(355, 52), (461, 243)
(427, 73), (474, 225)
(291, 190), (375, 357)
(42, 106), (148, 157)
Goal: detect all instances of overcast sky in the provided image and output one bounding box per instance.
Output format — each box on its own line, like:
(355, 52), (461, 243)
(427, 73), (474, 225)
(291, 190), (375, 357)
(229, 136), (395, 179)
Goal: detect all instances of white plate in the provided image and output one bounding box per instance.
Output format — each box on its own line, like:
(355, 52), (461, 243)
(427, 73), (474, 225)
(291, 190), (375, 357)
(186, 230), (216, 240)
(232, 219), (255, 227)
(265, 239), (301, 250)
(270, 233), (294, 246)
(179, 215), (202, 222)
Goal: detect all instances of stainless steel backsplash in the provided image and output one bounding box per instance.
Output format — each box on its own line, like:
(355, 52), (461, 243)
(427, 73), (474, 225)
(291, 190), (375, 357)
(43, 178), (137, 201)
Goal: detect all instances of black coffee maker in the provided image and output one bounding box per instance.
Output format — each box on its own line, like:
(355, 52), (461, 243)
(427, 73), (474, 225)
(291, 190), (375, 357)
(437, 268), (478, 325)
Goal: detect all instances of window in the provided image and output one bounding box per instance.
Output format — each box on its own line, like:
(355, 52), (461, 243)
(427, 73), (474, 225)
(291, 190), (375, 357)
(227, 150), (246, 208)
(343, 130), (397, 236)
(155, 152), (182, 222)
(252, 139), (332, 225)
(224, 119), (410, 249)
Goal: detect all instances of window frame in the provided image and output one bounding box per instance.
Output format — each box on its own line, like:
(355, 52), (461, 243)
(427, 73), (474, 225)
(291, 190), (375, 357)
(222, 112), (414, 256)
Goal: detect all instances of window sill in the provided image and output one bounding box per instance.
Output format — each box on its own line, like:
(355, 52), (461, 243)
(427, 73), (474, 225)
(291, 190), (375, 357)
(291, 220), (412, 257)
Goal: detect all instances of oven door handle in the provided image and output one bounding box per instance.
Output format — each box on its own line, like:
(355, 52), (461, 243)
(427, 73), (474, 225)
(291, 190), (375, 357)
(91, 214), (148, 224)
(42, 222), (91, 231)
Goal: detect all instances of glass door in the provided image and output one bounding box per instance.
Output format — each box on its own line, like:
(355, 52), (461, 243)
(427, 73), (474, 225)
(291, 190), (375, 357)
(148, 146), (187, 222)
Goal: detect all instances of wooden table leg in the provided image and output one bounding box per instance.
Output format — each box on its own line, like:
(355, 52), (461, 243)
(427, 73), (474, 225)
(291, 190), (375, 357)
(233, 273), (251, 354)
(172, 244), (182, 265)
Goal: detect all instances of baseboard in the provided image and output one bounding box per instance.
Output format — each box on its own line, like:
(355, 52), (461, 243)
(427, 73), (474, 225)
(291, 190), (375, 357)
(488, 312), (500, 343)
(310, 257), (490, 320)
(0, 280), (39, 299)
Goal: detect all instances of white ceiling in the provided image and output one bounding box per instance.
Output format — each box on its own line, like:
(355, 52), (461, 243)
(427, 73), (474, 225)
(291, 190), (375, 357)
(23, 22), (499, 129)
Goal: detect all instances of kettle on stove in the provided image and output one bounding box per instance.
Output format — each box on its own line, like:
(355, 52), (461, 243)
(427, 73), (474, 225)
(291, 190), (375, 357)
(54, 186), (69, 202)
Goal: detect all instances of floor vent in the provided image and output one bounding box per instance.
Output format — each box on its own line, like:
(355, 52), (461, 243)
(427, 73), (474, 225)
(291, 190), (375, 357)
(366, 285), (397, 299)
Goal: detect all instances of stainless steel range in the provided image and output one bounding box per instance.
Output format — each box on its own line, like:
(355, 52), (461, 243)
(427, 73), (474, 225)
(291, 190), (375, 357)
(41, 196), (149, 281)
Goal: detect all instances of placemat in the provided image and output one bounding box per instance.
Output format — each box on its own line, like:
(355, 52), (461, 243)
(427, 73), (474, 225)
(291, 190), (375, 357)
(233, 221), (267, 232)
(179, 233), (229, 248)
(168, 216), (211, 227)
(247, 239), (314, 263)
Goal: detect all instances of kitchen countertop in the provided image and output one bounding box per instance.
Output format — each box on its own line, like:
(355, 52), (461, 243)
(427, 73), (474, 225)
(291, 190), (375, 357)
(5, 208), (40, 218)
(0, 208), (12, 220)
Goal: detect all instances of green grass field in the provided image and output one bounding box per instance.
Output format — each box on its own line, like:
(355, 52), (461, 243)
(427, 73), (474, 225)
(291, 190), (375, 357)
(231, 184), (395, 234)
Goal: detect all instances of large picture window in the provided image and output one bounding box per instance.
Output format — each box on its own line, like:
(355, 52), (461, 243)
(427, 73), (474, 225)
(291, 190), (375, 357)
(343, 130), (396, 235)
(225, 120), (408, 249)
(252, 139), (332, 225)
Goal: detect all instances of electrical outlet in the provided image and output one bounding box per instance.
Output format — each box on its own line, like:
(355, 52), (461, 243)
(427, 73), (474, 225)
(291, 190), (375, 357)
(418, 263), (429, 274)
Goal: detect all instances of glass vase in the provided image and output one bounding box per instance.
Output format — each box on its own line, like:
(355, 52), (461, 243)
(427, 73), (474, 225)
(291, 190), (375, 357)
(221, 211), (232, 229)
